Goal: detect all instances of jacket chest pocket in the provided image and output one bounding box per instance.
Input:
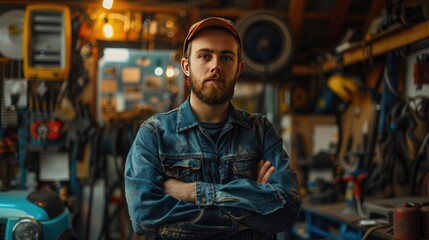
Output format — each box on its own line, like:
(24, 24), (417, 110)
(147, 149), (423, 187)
(230, 157), (258, 180)
(162, 158), (201, 182)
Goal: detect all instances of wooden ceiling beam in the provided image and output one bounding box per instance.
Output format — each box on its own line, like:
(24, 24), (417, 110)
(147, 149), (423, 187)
(304, 12), (366, 21)
(323, 0), (352, 46)
(203, 0), (221, 8)
(288, 0), (306, 46)
(0, 0), (190, 14)
(305, 11), (331, 19)
(203, 8), (245, 18)
(249, 0), (267, 9)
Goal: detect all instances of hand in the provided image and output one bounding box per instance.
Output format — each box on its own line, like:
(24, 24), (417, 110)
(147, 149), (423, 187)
(257, 160), (275, 184)
(163, 178), (196, 203)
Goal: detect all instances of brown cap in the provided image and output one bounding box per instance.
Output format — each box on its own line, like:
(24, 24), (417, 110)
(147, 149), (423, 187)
(183, 17), (241, 57)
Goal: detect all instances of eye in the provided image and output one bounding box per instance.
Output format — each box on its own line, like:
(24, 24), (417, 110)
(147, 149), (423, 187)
(222, 55), (234, 62)
(199, 54), (211, 60)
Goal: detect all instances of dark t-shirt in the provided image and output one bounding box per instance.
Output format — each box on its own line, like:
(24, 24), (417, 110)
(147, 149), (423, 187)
(199, 120), (226, 142)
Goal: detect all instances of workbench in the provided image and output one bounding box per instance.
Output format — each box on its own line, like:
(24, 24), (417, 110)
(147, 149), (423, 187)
(292, 200), (393, 240)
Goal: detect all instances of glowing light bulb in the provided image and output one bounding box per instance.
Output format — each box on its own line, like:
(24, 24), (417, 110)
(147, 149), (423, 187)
(103, 22), (114, 38)
(155, 67), (163, 76)
(166, 65), (175, 78)
(102, 0), (114, 9)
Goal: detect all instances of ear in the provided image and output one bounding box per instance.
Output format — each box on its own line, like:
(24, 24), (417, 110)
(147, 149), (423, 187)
(181, 57), (190, 76)
(236, 61), (245, 78)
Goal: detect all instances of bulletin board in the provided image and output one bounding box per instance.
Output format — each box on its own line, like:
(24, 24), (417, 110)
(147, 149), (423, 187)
(97, 49), (184, 123)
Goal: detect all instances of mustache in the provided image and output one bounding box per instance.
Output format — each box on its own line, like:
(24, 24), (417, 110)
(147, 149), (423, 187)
(204, 74), (223, 81)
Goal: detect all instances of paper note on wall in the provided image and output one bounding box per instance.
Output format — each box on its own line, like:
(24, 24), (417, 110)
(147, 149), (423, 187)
(39, 152), (70, 181)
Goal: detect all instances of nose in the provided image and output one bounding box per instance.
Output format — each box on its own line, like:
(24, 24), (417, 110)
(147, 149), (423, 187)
(210, 57), (221, 73)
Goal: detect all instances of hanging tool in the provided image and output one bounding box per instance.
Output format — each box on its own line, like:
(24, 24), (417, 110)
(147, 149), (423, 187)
(46, 89), (62, 140)
(30, 92), (48, 141)
(378, 52), (400, 142)
(342, 151), (369, 218)
(66, 101), (97, 161)
(54, 81), (76, 122)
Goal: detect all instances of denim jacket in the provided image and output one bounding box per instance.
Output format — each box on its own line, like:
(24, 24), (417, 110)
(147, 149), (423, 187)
(125, 97), (301, 239)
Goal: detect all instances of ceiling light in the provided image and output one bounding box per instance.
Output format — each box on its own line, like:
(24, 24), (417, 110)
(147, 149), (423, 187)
(103, 18), (114, 38)
(102, 0), (114, 10)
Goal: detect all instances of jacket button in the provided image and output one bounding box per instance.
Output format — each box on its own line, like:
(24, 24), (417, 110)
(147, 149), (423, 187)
(201, 197), (207, 203)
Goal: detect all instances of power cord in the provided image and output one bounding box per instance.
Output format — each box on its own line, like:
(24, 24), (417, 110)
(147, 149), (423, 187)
(361, 225), (393, 240)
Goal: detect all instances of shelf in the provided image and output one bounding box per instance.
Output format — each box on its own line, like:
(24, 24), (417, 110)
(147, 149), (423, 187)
(0, 56), (9, 63)
(293, 20), (429, 75)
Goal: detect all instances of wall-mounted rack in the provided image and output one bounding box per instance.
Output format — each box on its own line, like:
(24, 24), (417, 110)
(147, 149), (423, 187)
(293, 20), (429, 75)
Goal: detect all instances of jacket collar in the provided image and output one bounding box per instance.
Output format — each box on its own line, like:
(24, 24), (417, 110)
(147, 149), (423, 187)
(176, 96), (250, 132)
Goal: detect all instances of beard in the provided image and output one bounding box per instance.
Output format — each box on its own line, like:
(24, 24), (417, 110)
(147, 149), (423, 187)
(188, 69), (236, 105)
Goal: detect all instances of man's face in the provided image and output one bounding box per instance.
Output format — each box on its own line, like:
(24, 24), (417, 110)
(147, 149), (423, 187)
(182, 28), (244, 105)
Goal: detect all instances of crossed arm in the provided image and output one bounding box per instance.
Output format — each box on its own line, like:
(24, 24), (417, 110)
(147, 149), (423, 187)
(163, 160), (275, 202)
(126, 123), (301, 237)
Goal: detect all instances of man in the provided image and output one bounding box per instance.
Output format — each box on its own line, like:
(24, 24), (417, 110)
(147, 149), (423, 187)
(125, 17), (301, 240)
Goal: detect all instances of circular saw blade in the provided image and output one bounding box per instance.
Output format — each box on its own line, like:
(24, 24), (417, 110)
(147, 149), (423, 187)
(0, 10), (25, 60)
